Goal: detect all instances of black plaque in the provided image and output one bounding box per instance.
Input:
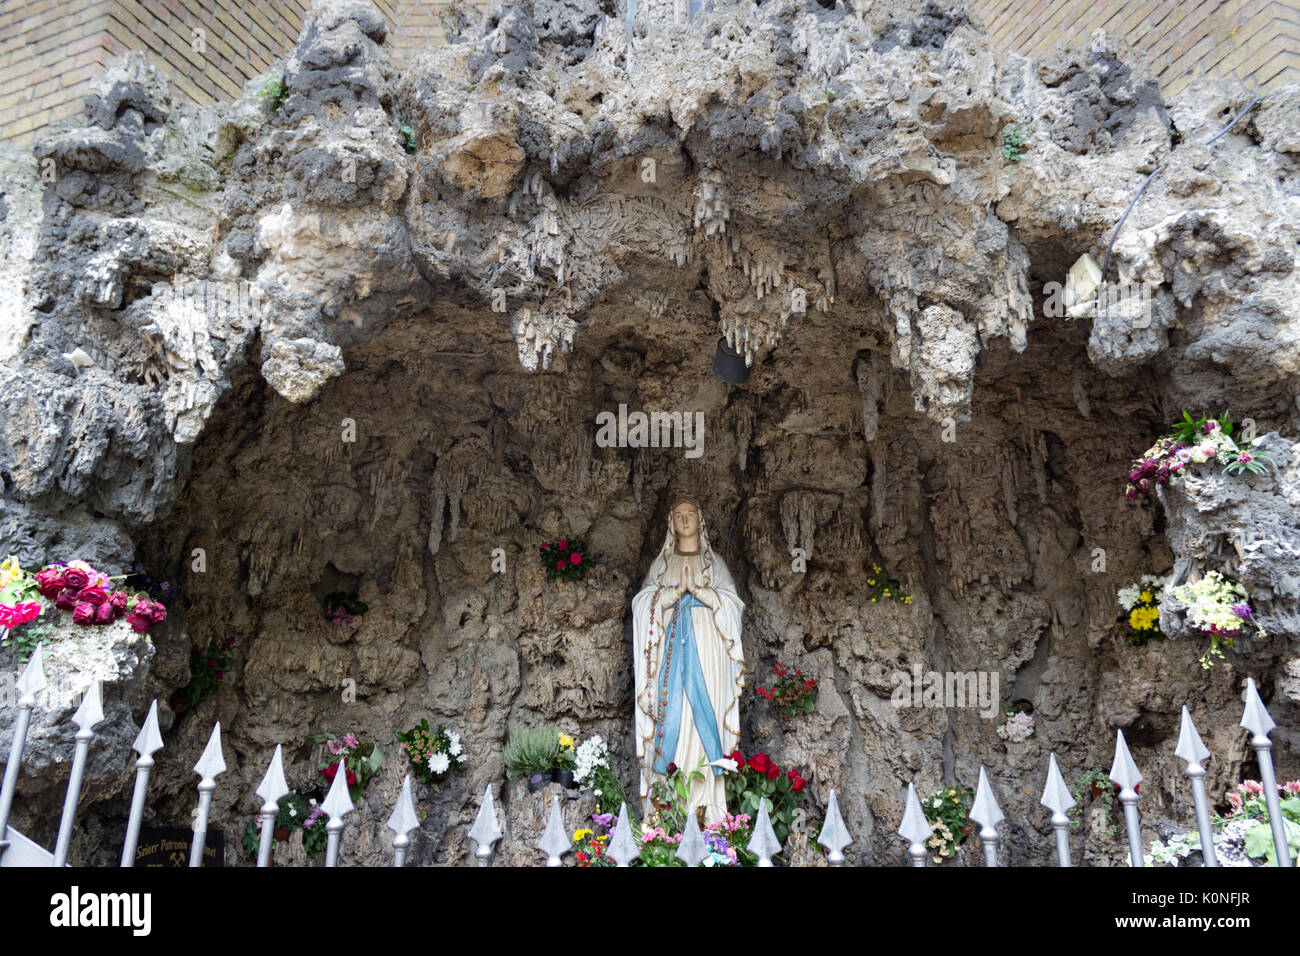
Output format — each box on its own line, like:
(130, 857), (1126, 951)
(132, 827), (225, 867)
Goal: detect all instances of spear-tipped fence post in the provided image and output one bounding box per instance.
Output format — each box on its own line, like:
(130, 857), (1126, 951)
(469, 785), (503, 866)
(255, 745), (289, 869)
(898, 782), (930, 867)
(1174, 706), (1216, 867)
(971, 766), (1004, 867)
(121, 701), (163, 866)
(1241, 678), (1291, 867)
(1110, 730), (1145, 867)
(747, 798), (782, 866)
(676, 809), (708, 867)
(817, 789), (852, 865)
(1040, 753), (1075, 867)
(53, 680), (102, 866)
(608, 802), (639, 867)
(0, 646), (45, 860)
(322, 758), (354, 867)
(0, 650), (46, 858)
(387, 775), (419, 867)
(538, 794), (571, 866)
(0, 642), (45, 858)
(189, 722), (226, 867)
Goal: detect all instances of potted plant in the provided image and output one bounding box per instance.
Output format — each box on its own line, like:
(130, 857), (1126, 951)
(753, 661), (818, 719)
(919, 785), (975, 863)
(540, 538), (587, 581)
(394, 719), (465, 792)
(302, 802), (329, 860)
(554, 732), (577, 789)
(504, 724), (561, 792)
(311, 731), (384, 801)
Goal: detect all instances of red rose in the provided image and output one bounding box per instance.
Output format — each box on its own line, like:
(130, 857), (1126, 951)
(55, 588), (79, 610)
(322, 764), (337, 781)
(765, 764), (780, 781)
(147, 600), (167, 624)
(35, 569), (65, 598)
(346, 770), (357, 786)
(749, 753), (770, 775)
(727, 749), (745, 769)
(126, 610), (152, 633)
(570, 552), (583, 565)
(94, 603), (118, 624)
(558, 540), (568, 550)
(61, 568), (90, 589)
(73, 602), (96, 625)
(556, 559), (565, 571)
(76, 586), (108, 606)
(109, 591), (129, 611)
(791, 776), (806, 793)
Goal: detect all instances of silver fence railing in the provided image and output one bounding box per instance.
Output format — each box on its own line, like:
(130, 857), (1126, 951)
(0, 643), (1293, 866)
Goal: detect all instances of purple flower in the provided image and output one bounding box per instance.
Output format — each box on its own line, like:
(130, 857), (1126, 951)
(592, 813), (614, 828)
(1232, 603), (1252, 620)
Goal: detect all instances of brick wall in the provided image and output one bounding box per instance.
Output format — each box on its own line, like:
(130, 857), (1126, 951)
(0, 0), (403, 146)
(967, 0), (1300, 96)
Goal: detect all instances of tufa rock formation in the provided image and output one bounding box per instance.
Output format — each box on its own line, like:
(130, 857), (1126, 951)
(0, 0), (1298, 864)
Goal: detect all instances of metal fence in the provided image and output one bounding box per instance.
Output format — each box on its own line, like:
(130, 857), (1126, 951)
(0, 644), (1293, 866)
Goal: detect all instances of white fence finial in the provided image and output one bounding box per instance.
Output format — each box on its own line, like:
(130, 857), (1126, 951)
(1240, 678), (1291, 866)
(676, 810), (708, 867)
(71, 679), (103, 732)
(1109, 730), (1145, 867)
(121, 701), (165, 866)
(321, 758), (355, 868)
(970, 766), (1004, 866)
(133, 700), (164, 759)
(469, 785), (503, 866)
(386, 775), (419, 867)
(1174, 707), (1217, 867)
(747, 799), (783, 866)
(1040, 753), (1075, 867)
(607, 802), (639, 866)
(15, 643), (47, 701)
(255, 745), (290, 868)
(538, 795), (571, 867)
(817, 789), (852, 865)
(189, 722), (226, 867)
(53, 680), (103, 866)
(898, 782), (931, 867)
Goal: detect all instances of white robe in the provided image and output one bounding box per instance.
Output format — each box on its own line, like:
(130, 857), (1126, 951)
(632, 544), (744, 826)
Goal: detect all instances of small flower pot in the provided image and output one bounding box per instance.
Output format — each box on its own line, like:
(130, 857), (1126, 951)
(273, 827), (291, 842)
(553, 769), (575, 789)
(527, 772), (550, 793)
(1090, 783), (1106, 798)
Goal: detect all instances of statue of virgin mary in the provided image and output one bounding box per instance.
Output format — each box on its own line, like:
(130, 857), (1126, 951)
(632, 495), (744, 826)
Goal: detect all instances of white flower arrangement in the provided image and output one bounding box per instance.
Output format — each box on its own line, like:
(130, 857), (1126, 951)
(996, 711), (1035, 743)
(428, 751), (451, 775)
(1171, 570), (1266, 668)
(574, 734), (610, 784)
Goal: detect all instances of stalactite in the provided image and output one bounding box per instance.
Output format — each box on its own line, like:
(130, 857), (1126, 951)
(733, 400), (755, 473)
(856, 352), (881, 444)
(446, 471), (469, 542)
(428, 484), (446, 556)
(1001, 458), (1018, 527)
(780, 492), (817, 560)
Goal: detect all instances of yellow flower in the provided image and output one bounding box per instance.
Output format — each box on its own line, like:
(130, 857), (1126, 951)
(871, 597), (877, 603)
(1138, 590), (1153, 604)
(947, 789), (956, 796)
(1129, 606), (1160, 631)
(573, 828), (592, 841)
(868, 578), (875, 585)
(596, 834), (608, 842)
(558, 734), (574, 749)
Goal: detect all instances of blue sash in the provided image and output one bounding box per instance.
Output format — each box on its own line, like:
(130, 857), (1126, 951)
(653, 591), (724, 777)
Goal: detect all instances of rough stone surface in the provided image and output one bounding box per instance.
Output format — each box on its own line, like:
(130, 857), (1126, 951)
(0, 0), (1298, 865)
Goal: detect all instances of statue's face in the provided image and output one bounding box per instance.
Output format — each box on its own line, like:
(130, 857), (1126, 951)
(671, 501), (700, 538)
